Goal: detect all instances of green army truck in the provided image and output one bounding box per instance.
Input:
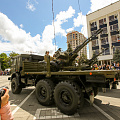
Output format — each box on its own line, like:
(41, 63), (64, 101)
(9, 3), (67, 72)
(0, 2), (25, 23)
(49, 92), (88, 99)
(8, 29), (119, 115)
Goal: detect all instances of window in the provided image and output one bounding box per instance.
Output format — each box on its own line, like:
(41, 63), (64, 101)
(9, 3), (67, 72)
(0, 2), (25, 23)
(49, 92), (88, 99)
(99, 18), (106, 25)
(99, 19), (103, 25)
(110, 24), (118, 32)
(102, 48), (110, 55)
(111, 35), (117, 43)
(76, 40), (78, 46)
(96, 39), (98, 46)
(91, 30), (97, 36)
(101, 38), (106, 45)
(109, 15), (114, 22)
(110, 25), (113, 32)
(94, 49), (99, 54)
(103, 27), (107, 34)
(101, 37), (108, 45)
(104, 18), (106, 23)
(94, 22), (97, 26)
(105, 49), (110, 55)
(69, 33), (72, 40)
(73, 34), (75, 39)
(113, 24), (118, 31)
(92, 40), (96, 47)
(90, 21), (97, 28)
(106, 37), (108, 43)
(91, 22), (94, 28)
(109, 14), (118, 22)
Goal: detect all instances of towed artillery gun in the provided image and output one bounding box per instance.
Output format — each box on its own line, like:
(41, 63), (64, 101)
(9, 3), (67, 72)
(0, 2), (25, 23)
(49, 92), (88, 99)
(8, 28), (119, 115)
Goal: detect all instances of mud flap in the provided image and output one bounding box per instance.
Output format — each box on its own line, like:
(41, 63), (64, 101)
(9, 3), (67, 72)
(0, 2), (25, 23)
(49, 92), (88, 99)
(90, 90), (94, 106)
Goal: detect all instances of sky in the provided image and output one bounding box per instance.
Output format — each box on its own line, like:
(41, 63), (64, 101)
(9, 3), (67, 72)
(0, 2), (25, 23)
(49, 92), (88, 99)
(0, 0), (119, 57)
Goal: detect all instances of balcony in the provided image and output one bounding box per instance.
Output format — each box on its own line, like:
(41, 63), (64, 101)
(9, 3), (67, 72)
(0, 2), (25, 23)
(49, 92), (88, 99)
(99, 24), (107, 28)
(109, 20), (118, 25)
(91, 36), (98, 40)
(101, 44), (109, 48)
(112, 42), (120, 46)
(100, 34), (108, 38)
(92, 46), (99, 50)
(91, 26), (97, 31)
(110, 30), (119, 36)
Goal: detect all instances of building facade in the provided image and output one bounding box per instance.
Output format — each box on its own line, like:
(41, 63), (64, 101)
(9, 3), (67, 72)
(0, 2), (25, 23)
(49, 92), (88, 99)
(66, 31), (87, 57)
(87, 0), (120, 65)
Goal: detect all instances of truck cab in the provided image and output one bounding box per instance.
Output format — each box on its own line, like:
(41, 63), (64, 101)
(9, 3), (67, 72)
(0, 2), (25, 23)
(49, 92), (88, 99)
(10, 54), (44, 74)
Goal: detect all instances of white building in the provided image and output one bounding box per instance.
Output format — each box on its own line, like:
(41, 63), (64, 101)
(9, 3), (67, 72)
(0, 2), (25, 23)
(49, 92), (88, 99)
(86, 0), (120, 65)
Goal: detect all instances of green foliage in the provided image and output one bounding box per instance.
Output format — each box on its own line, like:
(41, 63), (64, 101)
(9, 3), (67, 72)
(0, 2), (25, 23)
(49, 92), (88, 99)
(113, 49), (120, 63)
(0, 51), (19, 71)
(67, 43), (73, 53)
(0, 53), (9, 71)
(9, 51), (19, 58)
(78, 54), (87, 65)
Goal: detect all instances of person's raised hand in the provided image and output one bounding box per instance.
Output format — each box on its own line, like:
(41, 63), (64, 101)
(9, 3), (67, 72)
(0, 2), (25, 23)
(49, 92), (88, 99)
(1, 88), (9, 108)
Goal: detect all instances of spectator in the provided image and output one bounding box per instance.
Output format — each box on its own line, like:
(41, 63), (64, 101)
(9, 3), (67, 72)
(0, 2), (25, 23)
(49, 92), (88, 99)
(94, 64), (98, 70)
(113, 61), (116, 67)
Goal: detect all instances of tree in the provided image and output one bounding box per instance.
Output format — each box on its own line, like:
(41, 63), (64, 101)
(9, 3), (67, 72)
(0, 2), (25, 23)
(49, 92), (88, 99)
(0, 52), (19, 70)
(67, 43), (73, 53)
(9, 51), (19, 58)
(113, 49), (120, 63)
(78, 53), (87, 65)
(9, 51), (19, 66)
(0, 53), (9, 71)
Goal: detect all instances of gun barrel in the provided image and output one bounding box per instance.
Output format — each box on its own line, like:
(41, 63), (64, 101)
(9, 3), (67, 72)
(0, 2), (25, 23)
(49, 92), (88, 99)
(69, 28), (103, 60)
(88, 47), (109, 65)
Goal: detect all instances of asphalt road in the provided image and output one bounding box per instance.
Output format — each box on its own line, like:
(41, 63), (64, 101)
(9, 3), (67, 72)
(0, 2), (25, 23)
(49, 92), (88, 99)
(0, 76), (120, 120)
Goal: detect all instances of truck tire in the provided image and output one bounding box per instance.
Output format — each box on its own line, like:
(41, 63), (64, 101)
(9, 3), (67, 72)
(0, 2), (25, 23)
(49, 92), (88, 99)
(93, 87), (99, 97)
(54, 81), (84, 115)
(35, 79), (54, 106)
(112, 83), (117, 89)
(11, 78), (22, 94)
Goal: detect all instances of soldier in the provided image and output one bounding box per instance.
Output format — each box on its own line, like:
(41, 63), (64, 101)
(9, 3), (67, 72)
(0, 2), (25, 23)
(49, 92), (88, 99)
(44, 51), (50, 62)
(44, 51), (54, 62)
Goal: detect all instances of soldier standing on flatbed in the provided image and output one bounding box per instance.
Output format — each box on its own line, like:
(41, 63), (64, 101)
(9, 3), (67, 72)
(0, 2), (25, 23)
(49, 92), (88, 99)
(44, 51), (50, 62)
(44, 51), (54, 62)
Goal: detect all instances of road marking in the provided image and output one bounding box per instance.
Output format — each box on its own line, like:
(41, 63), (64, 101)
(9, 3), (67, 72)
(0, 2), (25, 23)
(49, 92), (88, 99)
(96, 95), (120, 107)
(34, 107), (79, 120)
(10, 104), (17, 107)
(86, 99), (115, 120)
(12, 89), (35, 115)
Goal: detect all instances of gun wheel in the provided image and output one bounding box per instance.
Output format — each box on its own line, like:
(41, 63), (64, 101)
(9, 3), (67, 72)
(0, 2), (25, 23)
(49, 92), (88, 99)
(35, 79), (54, 106)
(11, 77), (22, 94)
(54, 81), (84, 115)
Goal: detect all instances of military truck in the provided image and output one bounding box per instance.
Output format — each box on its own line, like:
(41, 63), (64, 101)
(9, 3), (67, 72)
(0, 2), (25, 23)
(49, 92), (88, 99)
(8, 29), (119, 115)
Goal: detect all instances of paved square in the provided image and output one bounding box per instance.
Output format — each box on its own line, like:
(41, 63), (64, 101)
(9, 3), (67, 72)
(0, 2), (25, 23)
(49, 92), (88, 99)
(34, 107), (79, 120)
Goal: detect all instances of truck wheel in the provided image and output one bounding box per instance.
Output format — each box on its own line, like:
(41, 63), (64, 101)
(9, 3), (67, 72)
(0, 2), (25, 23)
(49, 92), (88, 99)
(93, 87), (99, 97)
(54, 81), (84, 115)
(112, 83), (117, 89)
(35, 79), (54, 106)
(11, 78), (22, 94)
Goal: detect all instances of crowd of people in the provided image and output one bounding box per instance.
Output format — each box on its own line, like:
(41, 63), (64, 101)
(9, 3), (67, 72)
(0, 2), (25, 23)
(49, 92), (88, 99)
(92, 62), (120, 70)
(0, 70), (10, 76)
